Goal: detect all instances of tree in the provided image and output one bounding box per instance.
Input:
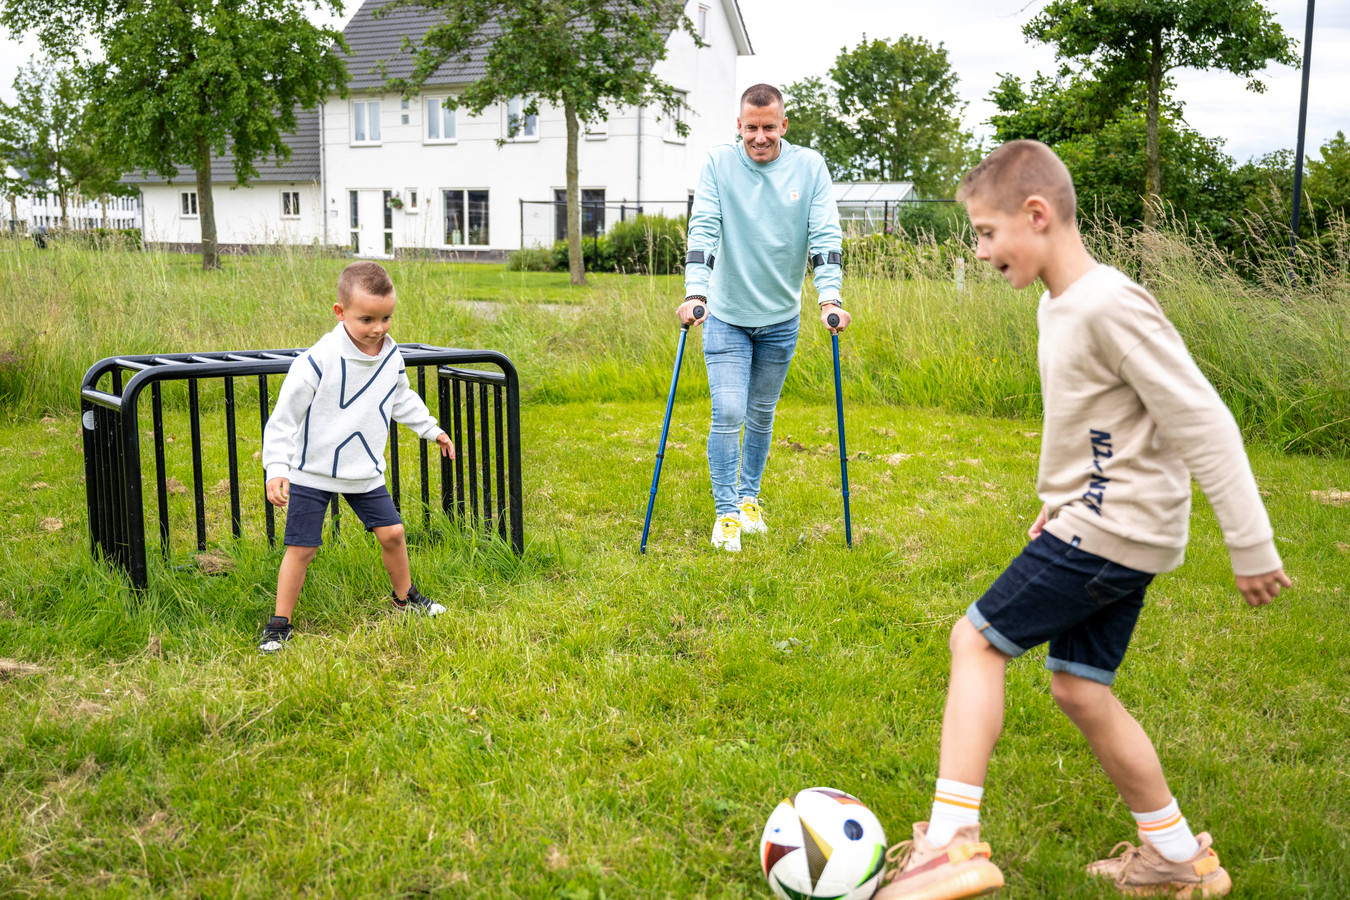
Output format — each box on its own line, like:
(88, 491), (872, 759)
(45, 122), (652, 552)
(0, 59), (83, 228)
(827, 35), (977, 196)
(782, 76), (855, 179)
(385, 0), (696, 286)
(1303, 131), (1350, 232)
(1025, 0), (1296, 228)
(1, 0), (350, 270)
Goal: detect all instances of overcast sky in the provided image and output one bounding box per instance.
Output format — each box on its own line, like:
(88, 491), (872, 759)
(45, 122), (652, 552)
(1, 0), (1345, 165)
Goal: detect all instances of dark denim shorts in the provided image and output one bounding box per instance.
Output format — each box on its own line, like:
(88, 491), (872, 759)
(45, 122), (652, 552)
(282, 484), (402, 547)
(967, 531), (1154, 685)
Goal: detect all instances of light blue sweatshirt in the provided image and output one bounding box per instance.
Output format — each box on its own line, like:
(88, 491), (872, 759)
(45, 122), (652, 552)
(684, 139), (843, 328)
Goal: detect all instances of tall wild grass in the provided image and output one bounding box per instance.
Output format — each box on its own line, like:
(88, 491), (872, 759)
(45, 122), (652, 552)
(0, 210), (1345, 453)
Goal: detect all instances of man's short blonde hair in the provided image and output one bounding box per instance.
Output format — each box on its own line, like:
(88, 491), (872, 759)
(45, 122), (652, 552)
(337, 261), (394, 306)
(957, 140), (1077, 223)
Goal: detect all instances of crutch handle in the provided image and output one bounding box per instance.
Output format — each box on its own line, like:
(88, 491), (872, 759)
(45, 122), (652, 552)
(827, 313), (840, 328)
(693, 304), (705, 319)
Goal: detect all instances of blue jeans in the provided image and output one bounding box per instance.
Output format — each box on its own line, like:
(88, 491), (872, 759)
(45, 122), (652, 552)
(702, 313), (799, 516)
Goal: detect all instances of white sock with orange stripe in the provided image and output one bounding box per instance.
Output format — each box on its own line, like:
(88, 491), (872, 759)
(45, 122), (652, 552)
(925, 778), (983, 847)
(1132, 798), (1200, 862)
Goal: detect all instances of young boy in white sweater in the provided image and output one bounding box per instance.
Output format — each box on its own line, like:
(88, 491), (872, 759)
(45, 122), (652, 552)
(876, 141), (1291, 899)
(258, 261), (455, 653)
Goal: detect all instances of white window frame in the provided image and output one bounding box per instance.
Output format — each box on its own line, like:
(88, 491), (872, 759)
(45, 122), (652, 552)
(405, 188), (420, 213)
(281, 190), (301, 218)
(400, 98), (410, 126)
(352, 99), (382, 145)
(442, 188), (490, 247)
(424, 97), (457, 143)
(584, 115), (608, 141)
(664, 91), (688, 143)
(504, 97), (538, 141)
(697, 4), (710, 40)
(180, 191), (199, 218)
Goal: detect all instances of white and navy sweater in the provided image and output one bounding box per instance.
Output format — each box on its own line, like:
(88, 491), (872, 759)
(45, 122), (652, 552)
(263, 324), (444, 494)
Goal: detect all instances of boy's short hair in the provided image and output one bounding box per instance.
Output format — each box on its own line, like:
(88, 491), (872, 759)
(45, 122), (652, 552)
(740, 83), (783, 111)
(957, 140), (1077, 223)
(337, 261), (394, 306)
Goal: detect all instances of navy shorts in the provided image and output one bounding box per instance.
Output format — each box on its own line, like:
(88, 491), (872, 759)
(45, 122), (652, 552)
(282, 484), (402, 547)
(967, 531), (1154, 686)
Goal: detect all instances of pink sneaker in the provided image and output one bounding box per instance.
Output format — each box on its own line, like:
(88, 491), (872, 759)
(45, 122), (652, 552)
(874, 822), (1004, 900)
(1087, 831), (1231, 898)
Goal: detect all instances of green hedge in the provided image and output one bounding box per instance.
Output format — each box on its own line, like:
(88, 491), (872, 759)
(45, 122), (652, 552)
(550, 214), (687, 275)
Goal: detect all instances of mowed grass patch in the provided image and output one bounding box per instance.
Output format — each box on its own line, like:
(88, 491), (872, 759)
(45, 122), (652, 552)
(1, 401), (1347, 898)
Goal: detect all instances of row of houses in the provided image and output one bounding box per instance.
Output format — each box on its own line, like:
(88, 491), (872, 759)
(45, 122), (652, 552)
(127, 0), (754, 259)
(3, 190), (141, 233)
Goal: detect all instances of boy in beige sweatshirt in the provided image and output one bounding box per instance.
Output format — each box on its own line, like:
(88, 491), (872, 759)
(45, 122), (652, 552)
(876, 141), (1291, 900)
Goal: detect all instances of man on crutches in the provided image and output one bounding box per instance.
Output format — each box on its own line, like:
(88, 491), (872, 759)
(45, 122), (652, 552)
(676, 83), (849, 553)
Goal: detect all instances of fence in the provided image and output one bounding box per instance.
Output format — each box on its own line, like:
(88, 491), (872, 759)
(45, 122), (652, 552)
(81, 345), (523, 591)
(518, 199), (692, 252)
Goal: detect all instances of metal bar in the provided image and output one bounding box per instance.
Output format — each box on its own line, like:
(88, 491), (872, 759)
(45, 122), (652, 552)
(389, 415), (401, 513)
(479, 383), (491, 534)
(80, 399), (100, 560)
(152, 381), (169, 558)
(119, 388), (149, 589)
(260, 374), (275, 547)
(225, 376), (241, 539)
(494, 384), (507, 542)
(438, 373), (453, 519)
(188, 378), (206, 552)
(466, 380), (479, 525)
(453, 378), (465, 520)
(418, 367), (430, 529)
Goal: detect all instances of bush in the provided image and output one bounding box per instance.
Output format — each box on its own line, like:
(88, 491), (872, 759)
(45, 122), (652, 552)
(889, 202), (968, 243)
(606, 214), (687, 274)
(552, 235), (617, 273)
(506, 245), (555, 272)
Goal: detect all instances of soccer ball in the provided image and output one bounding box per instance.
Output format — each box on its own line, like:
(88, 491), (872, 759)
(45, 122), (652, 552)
(760, 787), (888, 900)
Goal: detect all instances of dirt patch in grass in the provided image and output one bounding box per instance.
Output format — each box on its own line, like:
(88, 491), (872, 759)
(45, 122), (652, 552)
(0, 658), (44, 679)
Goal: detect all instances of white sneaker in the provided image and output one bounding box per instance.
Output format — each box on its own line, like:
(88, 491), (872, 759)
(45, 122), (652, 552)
(737, 497), (767, 534)
(710, 515), (742, 552)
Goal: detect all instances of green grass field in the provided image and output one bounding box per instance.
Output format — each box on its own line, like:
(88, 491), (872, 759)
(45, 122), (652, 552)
(1, 241), (1348, 898)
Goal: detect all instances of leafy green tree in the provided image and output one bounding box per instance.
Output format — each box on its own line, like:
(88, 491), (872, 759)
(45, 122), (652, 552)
(385, 0), (696, 286)
(988, 70), (1139, 146)
(782, 76), (854, 179)
(827, 35), (976, 195)
(1304, 131), (1350, 231)
(2, 0), (349, 270)
(0, 59), (82, 228)
(1025, 0), (1296, 227)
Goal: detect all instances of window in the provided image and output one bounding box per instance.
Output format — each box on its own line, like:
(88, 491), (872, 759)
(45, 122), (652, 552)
(382, 191), (394, 255)
(665, 91), (687, 142)
(352, 100), (381, 143)
(425, 98), (456, 142)
(506, 97), (537, 139)
(697, 4), (709, 39)
(349, 190), (359, 249)
(405, 189), (419, 213)
(281, 190), (301, 218)
(401, 98), (410, 125)
(443, 189), (489, 245)
(180, 191), (198, 217)
(554, 189), (605, 242)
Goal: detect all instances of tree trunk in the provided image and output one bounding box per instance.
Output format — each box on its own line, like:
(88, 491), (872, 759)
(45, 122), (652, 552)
(564, 99), (585, 286)
(100, 196), (108, 230)
(1143, 28), (1164, 230)
(196, 134), (220, 270)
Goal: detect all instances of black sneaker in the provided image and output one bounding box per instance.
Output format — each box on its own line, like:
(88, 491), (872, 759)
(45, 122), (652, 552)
(258, 615), (294, 653)
(392, 584), (446, 616)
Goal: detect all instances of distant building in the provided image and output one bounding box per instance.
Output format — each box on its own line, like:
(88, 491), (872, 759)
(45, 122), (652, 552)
(3, 170), (141, 234)
(126, 0), (753, 258)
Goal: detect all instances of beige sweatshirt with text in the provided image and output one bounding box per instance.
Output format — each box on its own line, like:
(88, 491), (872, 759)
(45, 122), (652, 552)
(1037, 265), (1281, 576)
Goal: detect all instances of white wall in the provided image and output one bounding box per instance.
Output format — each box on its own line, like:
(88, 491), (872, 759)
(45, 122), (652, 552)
(140, 181), (324, 247)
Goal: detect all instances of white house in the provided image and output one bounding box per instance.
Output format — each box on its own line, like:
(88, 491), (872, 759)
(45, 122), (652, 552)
(3, 170), (142, 234)
(129, 0), (753, 258)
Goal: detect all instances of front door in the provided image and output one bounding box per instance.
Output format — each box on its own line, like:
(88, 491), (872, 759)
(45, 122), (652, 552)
(357, 190), (388, 257)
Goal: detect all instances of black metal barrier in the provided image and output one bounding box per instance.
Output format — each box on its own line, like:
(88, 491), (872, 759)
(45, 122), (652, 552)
(80, 345), (523, 590)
